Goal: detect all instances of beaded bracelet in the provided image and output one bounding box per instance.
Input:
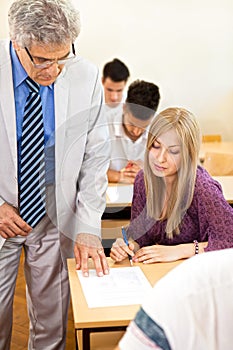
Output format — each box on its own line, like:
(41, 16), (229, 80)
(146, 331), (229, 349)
(193, 240), (199, 255)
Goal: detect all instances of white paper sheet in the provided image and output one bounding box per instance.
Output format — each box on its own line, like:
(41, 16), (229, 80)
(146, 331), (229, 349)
(77, 266), (152, 308)
(106, 185), (133, 205)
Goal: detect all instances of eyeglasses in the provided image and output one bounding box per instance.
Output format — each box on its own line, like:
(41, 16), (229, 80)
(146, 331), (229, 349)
(25, 44), (76, 69)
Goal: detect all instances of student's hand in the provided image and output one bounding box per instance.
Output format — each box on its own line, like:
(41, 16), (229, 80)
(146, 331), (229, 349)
(119, 170), (136, 184)
(74, 233), (110, 277)
(127, 159), (143, 171)
(133, 244), (185, 263)
(0, 202), (32, 238)
(110, 238), (135, 262)
(119, 161), (142, 183)
(107, 168), (134, 184)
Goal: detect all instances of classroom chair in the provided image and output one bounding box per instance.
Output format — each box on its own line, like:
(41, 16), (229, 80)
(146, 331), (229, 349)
(203, 152), (233, 176)
(202, 134), (222, 143)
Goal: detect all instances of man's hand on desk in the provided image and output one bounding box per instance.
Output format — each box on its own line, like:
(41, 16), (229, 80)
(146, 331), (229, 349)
(0, 202), (32, 238)
(74, 233), (110, 277)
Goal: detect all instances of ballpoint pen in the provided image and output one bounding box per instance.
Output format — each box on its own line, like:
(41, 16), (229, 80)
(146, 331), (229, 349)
(121, 226), (133, 266)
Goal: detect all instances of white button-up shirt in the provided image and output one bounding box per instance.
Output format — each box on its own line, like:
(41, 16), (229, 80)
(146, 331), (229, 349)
(108, 110), (149, 171)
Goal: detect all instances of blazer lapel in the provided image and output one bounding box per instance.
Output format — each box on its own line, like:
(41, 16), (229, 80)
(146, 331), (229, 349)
(0, 43), (18, 175)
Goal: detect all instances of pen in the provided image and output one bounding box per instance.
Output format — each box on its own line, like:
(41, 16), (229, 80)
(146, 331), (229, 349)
(121, 226), (133, 266)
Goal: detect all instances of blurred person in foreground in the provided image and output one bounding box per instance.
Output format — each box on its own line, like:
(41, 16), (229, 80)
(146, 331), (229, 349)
(116, 248), (233, 350)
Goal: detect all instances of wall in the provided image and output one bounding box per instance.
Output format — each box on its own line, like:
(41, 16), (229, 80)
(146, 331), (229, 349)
(1, 0), (233, 140)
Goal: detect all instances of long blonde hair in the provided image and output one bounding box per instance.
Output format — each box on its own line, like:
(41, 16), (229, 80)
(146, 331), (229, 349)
(144, 107), (201, 238)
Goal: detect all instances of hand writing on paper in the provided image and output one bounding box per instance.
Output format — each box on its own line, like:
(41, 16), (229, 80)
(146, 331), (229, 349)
(74, 233), (109, 277)
(0, 202), (32, 239)
(110, 238), (136, 262)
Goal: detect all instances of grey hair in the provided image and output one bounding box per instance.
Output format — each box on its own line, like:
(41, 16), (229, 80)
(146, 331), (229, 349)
(8, 0), (81, 47)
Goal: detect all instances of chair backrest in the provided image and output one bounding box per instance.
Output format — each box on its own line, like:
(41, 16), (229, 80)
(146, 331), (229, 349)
(202, 134), (222, 143)
(203, 152), (233, 176)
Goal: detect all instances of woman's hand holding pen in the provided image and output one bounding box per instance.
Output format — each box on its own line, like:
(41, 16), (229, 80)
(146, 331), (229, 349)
(110, 238), (135, 262)
(111, 242), (209, 264)
(110, 240), (183, 263)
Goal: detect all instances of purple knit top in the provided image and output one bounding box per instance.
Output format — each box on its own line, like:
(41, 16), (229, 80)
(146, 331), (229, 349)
(127, 166), (233, 251)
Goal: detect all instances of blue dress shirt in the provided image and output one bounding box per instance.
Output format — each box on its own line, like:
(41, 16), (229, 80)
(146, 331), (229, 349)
(10, 42), (55, 185)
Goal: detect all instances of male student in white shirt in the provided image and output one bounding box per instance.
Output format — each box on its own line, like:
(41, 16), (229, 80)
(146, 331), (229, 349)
(102, 58), (130, 119)
(107, 80), (160, 183)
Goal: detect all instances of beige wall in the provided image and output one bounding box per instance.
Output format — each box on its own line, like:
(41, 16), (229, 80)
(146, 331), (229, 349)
(1, 0), (233, 140)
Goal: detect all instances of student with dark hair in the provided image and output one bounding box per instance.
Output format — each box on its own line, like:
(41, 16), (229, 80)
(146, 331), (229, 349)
(108, 80), (160, 184)
(102, 58), (130, 108)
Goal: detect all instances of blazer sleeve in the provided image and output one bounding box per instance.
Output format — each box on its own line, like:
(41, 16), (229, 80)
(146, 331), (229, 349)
(75, 69), (110, 236)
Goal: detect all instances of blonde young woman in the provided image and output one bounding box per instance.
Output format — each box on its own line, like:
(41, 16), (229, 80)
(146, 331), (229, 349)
(110, 107), (233, 263)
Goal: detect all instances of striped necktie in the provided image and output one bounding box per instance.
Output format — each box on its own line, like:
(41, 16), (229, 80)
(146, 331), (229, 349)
(19, 77), (46, 227)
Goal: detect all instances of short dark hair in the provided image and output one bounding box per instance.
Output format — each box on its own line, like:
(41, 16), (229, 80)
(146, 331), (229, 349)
(125, 80), (160, 120)
(103, 58), (130, 82)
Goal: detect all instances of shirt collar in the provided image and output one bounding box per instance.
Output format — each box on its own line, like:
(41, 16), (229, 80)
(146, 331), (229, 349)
(10, 41), (27, 88)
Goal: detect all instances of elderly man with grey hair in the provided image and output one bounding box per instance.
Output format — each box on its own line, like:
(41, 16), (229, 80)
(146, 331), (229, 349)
(0, 0), (110, 349)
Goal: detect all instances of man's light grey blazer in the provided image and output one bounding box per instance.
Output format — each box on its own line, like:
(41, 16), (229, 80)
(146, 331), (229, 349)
(0, 40), (110, 255)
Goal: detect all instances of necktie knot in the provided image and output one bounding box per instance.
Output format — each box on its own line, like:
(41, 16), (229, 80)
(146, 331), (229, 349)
(26, 77), (40, 94)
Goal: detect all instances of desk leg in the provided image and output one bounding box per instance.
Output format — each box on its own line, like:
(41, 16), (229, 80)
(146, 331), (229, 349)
(76, 330), (83, 350)
(75, 329), (90, 350)
(83, 329), (91, 350)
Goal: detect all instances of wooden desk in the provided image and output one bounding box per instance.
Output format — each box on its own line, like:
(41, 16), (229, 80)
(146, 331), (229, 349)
(105, 175), (233, 207)
(67, 258), (182, 350)
(213, 176), (233, 204)
(199, 141), (233, 162)
(106, 183), (133, 208)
